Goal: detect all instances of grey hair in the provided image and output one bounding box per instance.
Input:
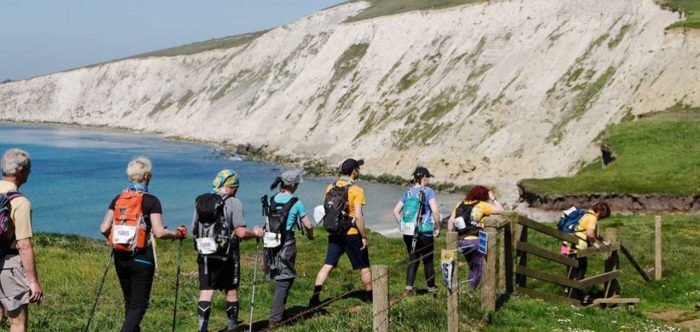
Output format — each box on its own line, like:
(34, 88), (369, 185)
(2, 148), (31, 176)
(126, 156), (153, 182)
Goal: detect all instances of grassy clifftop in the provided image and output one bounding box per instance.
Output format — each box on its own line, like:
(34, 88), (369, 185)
(14, 214), (700, 331)
(520, 104), (700, 196)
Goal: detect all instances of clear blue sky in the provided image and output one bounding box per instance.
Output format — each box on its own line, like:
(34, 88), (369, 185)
(0, 1), (344, 81)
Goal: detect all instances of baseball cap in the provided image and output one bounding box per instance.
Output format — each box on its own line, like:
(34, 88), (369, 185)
(413, 166), (434, 179)
(280, 169), (302, 186)
(340, 158), (364, 174)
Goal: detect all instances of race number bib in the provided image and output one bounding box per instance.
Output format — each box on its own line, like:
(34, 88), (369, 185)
(196, 238), (217, 255)
(112, 225), (137, 244)
(453, 217), (467, 231)
(264, 232), (281, 248)
(401, 221), (416, 236)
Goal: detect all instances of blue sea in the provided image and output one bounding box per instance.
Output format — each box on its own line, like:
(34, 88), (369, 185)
(0, 123), (462, 238)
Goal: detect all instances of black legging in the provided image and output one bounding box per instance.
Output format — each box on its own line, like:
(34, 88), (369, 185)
(114, 249), (156, 332)
(402, 235), (436, 288)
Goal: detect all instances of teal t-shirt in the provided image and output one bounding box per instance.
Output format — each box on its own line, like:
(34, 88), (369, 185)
(272, 193), (306, 231)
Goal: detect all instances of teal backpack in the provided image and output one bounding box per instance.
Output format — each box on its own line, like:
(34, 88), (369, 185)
(401, 190), (426, 235)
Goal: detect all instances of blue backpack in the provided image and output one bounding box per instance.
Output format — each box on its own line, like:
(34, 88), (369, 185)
(556, 207), (589, 234)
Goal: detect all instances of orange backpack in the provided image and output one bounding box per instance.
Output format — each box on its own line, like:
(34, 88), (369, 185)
(109, 191), (149, 252)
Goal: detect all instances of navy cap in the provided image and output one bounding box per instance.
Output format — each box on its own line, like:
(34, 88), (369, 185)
(341, 158), (364, 174)
(413, 166), (434, 179)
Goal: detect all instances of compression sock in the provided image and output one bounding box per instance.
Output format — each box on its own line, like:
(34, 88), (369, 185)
(197, 301), (211, 332)
(226, 301), (239, 330)
(309, 285), (322, 306)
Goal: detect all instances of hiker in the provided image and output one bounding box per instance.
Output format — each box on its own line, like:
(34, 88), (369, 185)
(192, 169), (263, 332)
(0, 148), (41, 332)
(263, 170), (314, 327)
(447, 185), (503, 289)
(392, 166), (441, 296)
(309, 158), (372, 307)
(99, 156), (188, 332)
(562, 202), (611, 301)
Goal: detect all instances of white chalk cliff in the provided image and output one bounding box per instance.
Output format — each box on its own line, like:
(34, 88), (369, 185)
(1, 0), (699, 199)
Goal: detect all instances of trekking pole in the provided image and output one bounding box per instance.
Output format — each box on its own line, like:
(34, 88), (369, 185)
(172, 238), (184, 332)
(411, 191), (426, 255)
(84, 250), (114, 332)
(249, 238), (260, 332)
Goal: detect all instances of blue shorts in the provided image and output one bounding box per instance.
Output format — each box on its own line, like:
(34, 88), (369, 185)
(324, 234), (370, 270)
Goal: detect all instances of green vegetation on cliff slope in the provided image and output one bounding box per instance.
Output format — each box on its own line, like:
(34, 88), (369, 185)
(520, 104), (700, 196)
(659, 0), (700, 28)
(14, 214), (700, 331)
(347, 0), (484, 22)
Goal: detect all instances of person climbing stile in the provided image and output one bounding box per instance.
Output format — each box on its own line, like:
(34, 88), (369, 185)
(0, 148), (42, 332)
(99, 156), (187, 332)
(447, 185), (503, 289)
(263, 170), (314, 327)
(309, 158), (372, 306)
(192, 169), (263, 332)
(393, 166), (441, 296)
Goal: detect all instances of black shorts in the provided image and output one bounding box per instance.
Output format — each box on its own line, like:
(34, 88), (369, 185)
(324, 234), (370, 270)
(198, 251), (240, 291)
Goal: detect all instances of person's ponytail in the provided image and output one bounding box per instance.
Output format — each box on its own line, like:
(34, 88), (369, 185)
(270, 177), (282, 190)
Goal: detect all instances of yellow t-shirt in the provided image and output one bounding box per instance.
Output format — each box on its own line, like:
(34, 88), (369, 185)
(574, 211), (598, 249)
(324, 177), (366, 235)
(451, 200), (495, 238)
(0, 180), (33, 246)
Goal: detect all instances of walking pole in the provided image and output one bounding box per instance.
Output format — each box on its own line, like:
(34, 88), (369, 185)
(411, 191), (426, 255)
(172, 238), (184, 332)
(84, 251), (114, 332)
(249, 238), (260, 332)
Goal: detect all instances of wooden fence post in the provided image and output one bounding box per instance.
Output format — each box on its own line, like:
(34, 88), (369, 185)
(504, 215), (514, 294)
(499, 219), (505, 292)
(447, 231), (459, 332)
(655, 216), (662, 281)
(482, 220), (497, 315)
(603, 228), (620, 298)
(372, 265), (389, 332)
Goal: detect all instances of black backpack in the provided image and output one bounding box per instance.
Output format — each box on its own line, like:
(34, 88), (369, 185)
(454, 201), (480, 236)
(322, 184), (352, 235)
(265, 195), (299, 248)
(193, 193), (234, 260)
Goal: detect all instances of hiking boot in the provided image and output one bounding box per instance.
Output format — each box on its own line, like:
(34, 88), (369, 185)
(308, 296), (320, 308)
(581, 295), (593, 305)
(404, 288), (416, 296)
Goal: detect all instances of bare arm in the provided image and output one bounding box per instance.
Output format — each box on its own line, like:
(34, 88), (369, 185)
(429, 198), (440, 231)
(17, 238), (42, 302)
(300, 215), (314, 240)
(150, 213), (178, 239)
(100, 209), (114, 238)
(392, 201), (403, 224)
(488, 191), (504, 215)
(235, 226), (263, 240)
(355, 202), (366, 238)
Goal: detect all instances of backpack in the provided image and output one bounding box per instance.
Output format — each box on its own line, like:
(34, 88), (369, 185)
(400, 189), (425, 236)
(109, 191), (149, 253)
(193, 193), (234, 260)
(263, 195), (298, 249)
(322, 184), (353, 235)
(453, 201), (479, 236)
(0, 192), (23, 252)
(557, 207), (590, 234)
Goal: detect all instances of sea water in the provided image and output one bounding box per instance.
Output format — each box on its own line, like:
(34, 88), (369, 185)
(0, 123), (462, 238)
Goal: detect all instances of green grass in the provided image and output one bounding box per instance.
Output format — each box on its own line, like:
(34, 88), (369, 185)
(129, 31), (266, 59)
(17, 213), (700, 331)
(522, 104), (700, 195)
(347, 0), (484, 22)
(658, 0), (700, 29)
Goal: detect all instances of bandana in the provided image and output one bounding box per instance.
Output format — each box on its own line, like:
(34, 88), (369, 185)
(212, 169), (240, 192)
(127, 182), (149, 193)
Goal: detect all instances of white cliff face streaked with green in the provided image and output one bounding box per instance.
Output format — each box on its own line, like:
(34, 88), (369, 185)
(0, 0), (698, 199)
